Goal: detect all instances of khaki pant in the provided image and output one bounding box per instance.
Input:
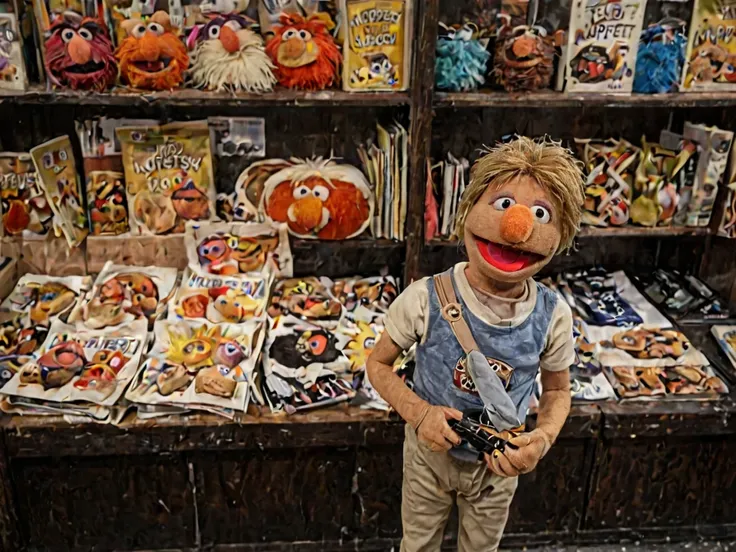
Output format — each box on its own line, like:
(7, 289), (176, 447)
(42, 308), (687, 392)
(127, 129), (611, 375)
(401, 424), (518, 552)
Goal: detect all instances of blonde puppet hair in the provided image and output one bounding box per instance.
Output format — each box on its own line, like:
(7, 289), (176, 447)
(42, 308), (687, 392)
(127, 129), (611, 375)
(455, 136), (585, 253)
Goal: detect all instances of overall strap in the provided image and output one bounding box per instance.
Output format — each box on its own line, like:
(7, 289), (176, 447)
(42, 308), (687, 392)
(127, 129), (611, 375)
(433, 273), (479, 355)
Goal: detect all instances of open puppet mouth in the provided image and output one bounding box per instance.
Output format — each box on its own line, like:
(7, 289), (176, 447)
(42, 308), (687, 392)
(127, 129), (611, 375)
(64, 61), (107, 74)
(132, 58), (172, 73)
(474, 235), (544, 272)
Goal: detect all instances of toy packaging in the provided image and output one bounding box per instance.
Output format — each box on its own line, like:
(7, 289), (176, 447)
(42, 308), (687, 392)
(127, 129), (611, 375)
(229, 158), (291, 222)
(185, 221), (292, 277)
(0, 153), (53, 238)
(268, 276), (343, 324)
(682, 0), (736, 90)
(0, 314), (49, 392)
(86, 170), (129, 236)
(633, 0), (691, 93)
(565, 0), (646, 93)
(265, 13), (342, 90)
(125, 319), (264, 417)
(711, 325), (736, 373)
(170, 268), (270, 324)
(71, 261), (178, 330)
(29, 136), (89, 248)
(262, 157), (374, 240)
(262, 315), (354, 413)
(0, 13), (28, 90)
(188, 14), (276, 93)
(2, 274), (92, 326)
(331, 274), (398, 315)
(493, 22), (562, 92)
(117, 122), (217, 236)
(682, 122), (733, 227)
(341, 0), (413, 91)
(0, 319), (147, 422)
(115, 11), (189, 91)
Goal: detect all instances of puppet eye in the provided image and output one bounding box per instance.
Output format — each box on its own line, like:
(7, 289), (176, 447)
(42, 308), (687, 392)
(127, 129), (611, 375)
(292, 185), (310, 200)
(61, 28), (75, 42)
(532, 205), (551, 224)
(78, 28), (93, 40)
(3, 29), (13, 41)
(59, 150), (68, 161)
(492, 197), (516, 210)
(42, 153), (54, 169)
(282, 28), (297, 40)
(298, 30), (311, 41)
(311, 185), (330, 201)
(382, 59), (392, 70)
(208, 24), (221, 39)
(371, 62), (382, 73)
(147, 22), (164, 35)
(132, 24), (146, 38)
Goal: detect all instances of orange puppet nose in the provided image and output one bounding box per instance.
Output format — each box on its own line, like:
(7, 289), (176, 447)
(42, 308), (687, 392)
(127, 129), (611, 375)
(219, 25), (240, 54)
(68, 33), (92, 65)
(284, 36), (306, 58)
(500, 204), (534, 244)
(291, 197), (324, 230)
(139, 33), (161, 61)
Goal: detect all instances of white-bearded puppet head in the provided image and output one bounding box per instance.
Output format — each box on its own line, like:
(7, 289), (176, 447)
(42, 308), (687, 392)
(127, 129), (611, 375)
(188, 14), (276, 93)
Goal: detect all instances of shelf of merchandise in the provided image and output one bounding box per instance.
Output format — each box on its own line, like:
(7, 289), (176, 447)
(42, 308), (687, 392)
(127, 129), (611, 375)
(434, 90), (736, 109)
(0, 86), (412, 108)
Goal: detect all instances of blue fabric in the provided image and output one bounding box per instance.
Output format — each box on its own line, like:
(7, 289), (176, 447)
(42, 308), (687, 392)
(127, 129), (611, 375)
(414, 268), (558, 426)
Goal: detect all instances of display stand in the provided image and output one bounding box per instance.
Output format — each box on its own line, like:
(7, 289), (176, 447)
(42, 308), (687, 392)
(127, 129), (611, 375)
(1, 0), (736, 549)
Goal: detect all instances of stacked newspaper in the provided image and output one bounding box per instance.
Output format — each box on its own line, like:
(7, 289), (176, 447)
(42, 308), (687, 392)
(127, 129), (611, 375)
(426, 153), (470, 241)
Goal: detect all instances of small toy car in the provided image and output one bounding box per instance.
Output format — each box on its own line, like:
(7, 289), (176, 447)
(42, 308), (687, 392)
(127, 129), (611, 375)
(448, 417), (518, 455)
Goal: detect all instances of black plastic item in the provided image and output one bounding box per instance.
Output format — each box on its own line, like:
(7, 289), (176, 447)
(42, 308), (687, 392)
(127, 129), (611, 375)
(448, 417), (518, 455)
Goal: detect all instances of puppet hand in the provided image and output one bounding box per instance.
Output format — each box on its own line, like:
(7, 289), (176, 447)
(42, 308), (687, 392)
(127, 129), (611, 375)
(484, 429), (551, 477)
(416, 405), (463, 452)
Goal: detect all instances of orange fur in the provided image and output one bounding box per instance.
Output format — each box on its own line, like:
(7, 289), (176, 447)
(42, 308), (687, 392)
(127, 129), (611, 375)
(500, 204), (534, 243)
(265, 14), (341, 90)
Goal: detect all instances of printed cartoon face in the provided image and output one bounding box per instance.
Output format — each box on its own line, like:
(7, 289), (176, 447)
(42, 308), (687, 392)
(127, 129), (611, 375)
(214, 338), (246, 368)
(88, 171), (128, 235)
(116, 11), (189, 90)
(271, 328), (341, 369)
(171, 177), (211, 220)
(464, 175), (562, 283)
(137, 359), (192, 396)
(181, 294), (209, 318)
(189, 14), (276, 93)
(611, 328), (690, 360)
(28, 282), (77, 324)
(85, 272), (161, 329)
(73, 350), (129, 394)
(263, 160), (373, 240)
(20, 341), (86, 388)
(213, 288), (261, 322)
(343, 321), (378, 372)
(335, 278), (398, 313)
(265, 14), (341, 90)
(167, 325), (218, 369)
(0, 154), (51, 236)
(196, 232), (279, 275)
(194, 365), (236, 397)
(269, 277), (342, 320)
(45, 12), (117, 91)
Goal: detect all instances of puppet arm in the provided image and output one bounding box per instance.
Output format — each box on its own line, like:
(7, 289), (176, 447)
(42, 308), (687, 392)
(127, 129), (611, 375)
(487, 368), (571, 477)
(367, 333), (462, 451)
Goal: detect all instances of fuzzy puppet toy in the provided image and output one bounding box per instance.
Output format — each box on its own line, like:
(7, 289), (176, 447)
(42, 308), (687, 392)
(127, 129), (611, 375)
(265, 13), (341, 90)
(365, 137), (585, 552)
(435, 23), (490, 92)
(116, 11), (189, 90)
(188, 13), (276, 93)
(44, 10), (118, 91)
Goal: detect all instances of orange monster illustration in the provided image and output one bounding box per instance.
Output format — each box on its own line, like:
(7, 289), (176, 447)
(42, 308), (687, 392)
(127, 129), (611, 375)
(115, 11), (188, 90)
(262, 159), (373, 240)
(265, 13), (341, 90)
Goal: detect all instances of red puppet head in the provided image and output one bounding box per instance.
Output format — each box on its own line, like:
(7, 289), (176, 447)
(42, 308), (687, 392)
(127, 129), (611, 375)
(265, 13), (341, 91)
(44, 11), (118, 91)
(262, 158), (374, 240)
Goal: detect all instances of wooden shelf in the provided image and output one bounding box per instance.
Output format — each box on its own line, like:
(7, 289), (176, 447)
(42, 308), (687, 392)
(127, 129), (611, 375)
(292, 238), (404, 249)
(426, 226), (710, 247)
(0, 86), (411, 108)
(434, 90), (736, 109)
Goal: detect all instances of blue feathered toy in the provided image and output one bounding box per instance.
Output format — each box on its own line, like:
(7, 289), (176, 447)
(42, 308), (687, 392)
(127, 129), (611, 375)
(436, 23), (491, 92)
(633, 18), (687, 94)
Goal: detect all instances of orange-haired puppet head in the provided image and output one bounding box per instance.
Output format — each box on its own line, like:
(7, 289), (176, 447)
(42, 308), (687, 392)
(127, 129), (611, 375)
(115, 11), (188, 90)
(45, 11), (118, 91)
(262, 159), (373, 240)
(265, 14), (341, 90)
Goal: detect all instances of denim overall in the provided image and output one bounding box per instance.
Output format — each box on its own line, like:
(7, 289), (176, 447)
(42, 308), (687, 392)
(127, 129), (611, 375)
(414, 268), (558, 462)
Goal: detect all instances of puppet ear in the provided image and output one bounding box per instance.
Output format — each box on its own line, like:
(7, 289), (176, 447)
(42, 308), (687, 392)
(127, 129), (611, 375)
(121, 18), (141, 36)
(150, 10), (172, 30)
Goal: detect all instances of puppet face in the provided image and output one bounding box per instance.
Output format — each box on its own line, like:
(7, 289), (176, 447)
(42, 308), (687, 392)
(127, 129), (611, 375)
(167, 326), (218, 369)
(464, 176), (561, 283)
(189, 14), (275, 93)
(198, 236), (229, 265)
(89, 172), (128, 235)
(45, 12), (117, 91)
(116, 11), (188, 90)
(214, 338), (245, 368)
(265, 14), (341, 90)
(26, 341), (86, 388)
(214, 289), (259, 322)
(171, 177), (211, 220)
(29, 282), (77, 323)
(182, 294), (209, 318)
(266, 175), (371, 239)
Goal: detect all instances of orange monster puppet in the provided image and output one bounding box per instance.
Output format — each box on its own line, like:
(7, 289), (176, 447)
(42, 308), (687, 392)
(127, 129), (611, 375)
(115, 11), (188, 90)
(265, 13), (341, 90)
(44, 10), (118, 91)
(262, 158), (373, 240)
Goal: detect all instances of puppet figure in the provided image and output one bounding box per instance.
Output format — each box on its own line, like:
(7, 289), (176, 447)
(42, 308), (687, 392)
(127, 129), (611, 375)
(493, 21), (560, 92)
(262, 158), (373, 240)
(44, 11), (118, 91)
(265, 13), (341, 90)
(116, 11), (189, 90)
(435, 23), (490, 92)
(189, 13), (276, 93)
(20, 341), (86, 388)
(365, 137), (585, 552)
